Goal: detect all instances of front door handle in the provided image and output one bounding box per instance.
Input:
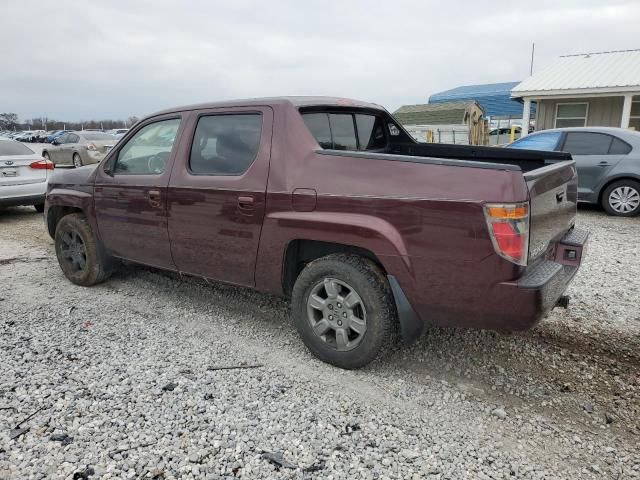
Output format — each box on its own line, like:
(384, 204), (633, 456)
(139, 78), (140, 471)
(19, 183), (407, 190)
(238, 195), (255, 212)
(598, 161), (611, 167)
(148, 189), (161, 208)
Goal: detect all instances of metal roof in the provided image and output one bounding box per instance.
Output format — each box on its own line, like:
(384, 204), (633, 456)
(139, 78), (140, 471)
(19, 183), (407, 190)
(512, 49), (640, 97)
(430, 82), (526, 117)
(393, 101), (482, 125)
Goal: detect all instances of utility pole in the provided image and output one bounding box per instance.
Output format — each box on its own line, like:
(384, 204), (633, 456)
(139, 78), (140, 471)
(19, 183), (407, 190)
(530, 42), (535, 76)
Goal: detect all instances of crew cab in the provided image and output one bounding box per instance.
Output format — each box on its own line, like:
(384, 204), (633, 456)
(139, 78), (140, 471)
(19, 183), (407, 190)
(45, 97), (588, 368)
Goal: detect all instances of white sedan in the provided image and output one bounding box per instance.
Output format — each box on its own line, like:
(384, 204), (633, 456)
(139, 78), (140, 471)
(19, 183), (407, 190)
(0, 138), (54, 211)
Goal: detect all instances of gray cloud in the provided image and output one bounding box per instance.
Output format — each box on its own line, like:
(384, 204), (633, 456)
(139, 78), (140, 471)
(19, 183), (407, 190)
(1, 0), (639, 121)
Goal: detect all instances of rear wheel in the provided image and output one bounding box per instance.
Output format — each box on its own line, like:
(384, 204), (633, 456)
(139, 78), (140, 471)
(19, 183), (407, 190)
(34, 204), (45, 213)
(291, 254), (396, 369)
(72, 153), (83, 168)
(602, 180), (640, 217)
(54, 213), (113, 286)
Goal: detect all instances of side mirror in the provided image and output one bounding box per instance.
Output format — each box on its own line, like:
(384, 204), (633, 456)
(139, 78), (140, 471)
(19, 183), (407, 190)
(103, 158), (115, 177)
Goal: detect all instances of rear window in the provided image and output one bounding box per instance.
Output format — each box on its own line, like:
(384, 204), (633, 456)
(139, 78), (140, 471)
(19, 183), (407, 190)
(82, 133), (115, 140)
(302, 112), (387, 151)
(562, 132), (612, 155)
(0, 141), (34, 155)
(509, 131), (562, 151)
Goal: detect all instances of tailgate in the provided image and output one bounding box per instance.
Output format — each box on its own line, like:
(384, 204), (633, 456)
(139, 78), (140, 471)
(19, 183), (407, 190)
(524, 160), (578, 262)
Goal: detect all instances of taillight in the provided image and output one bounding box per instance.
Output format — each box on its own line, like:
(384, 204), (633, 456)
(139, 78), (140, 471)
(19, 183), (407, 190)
(484, 202), (529, 266)
(30, 159), (55, 170)
(87, 143), (97, 151)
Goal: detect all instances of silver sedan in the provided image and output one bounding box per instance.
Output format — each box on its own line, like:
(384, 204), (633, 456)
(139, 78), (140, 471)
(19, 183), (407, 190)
(509, 127), (640, 216)
(42, 131), (116, 167)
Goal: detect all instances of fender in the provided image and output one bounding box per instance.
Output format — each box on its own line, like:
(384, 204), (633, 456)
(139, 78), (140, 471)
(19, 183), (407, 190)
(257, 210), (413, 280)
(45, 188), (99, 240)
(254, 211), (425, 343)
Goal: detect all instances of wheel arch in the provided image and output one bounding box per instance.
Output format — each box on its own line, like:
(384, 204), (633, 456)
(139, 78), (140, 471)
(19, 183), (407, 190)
(282, 239), (385, 296)
(45, 189), (95, 239)
(597, 175), (640, 205)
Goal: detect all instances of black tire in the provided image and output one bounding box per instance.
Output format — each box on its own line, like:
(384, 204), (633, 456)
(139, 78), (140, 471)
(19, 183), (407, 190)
(73, 153), (83, 168)
(601, 179), (640, 217)
(34, 203), (45, 213)
(291, 253), (397, 369)
(54, 213), (113, 286)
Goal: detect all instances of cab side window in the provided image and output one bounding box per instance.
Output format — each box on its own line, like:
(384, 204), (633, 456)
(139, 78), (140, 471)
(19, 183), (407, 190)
(189, 114), (262, 176)
(114, 118), (181, 175)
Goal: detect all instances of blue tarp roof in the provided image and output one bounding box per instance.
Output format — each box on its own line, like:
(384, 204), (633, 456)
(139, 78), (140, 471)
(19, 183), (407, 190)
(429, 82), (533, 118)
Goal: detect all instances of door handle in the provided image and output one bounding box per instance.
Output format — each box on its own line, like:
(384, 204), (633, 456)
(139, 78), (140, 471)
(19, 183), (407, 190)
(238, 195), (255, 211)
(148, 189), (161, 208)
(598, 161), (610, 167)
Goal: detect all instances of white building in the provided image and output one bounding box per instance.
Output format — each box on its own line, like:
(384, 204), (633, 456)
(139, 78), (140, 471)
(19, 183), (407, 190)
(511, 49), (640, 136)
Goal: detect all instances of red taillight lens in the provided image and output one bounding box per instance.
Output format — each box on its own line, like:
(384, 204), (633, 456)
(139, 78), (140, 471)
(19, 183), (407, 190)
(30, 159), (55, 170)
(484, 203), (529, 265)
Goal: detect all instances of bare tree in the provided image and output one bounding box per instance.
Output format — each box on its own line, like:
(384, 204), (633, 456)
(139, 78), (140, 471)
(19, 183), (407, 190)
(0, 113), (19, 130)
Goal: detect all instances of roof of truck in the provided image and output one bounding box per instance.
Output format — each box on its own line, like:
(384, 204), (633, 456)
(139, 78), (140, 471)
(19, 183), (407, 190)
(151, 96), (386, 117)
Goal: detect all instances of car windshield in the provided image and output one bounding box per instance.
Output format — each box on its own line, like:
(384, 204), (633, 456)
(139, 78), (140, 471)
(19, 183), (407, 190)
(0, 140), (35, 155)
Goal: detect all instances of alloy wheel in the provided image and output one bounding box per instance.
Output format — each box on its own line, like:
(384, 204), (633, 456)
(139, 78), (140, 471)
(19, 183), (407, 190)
(60, 229), (87, 272)
(306, 278), (367, 351)
(609, 186), (640, 214)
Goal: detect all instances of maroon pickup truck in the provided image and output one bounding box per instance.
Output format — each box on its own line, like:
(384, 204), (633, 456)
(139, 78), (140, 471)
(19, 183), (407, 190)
(45, 97), (587, 368)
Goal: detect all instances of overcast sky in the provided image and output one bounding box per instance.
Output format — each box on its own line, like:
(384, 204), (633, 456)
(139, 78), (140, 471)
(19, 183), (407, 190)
(2, 0), (639, 122)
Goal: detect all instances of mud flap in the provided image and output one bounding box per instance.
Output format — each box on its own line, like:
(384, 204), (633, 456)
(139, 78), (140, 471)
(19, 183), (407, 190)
(387, 275), (425, 344)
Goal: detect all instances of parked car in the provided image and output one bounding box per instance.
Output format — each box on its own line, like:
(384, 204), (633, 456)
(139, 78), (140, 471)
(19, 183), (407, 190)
(15, 130), (38, 142)
(0, 138), (54, 211)
(35, 131), (55, 142)
(45, 97), (587, 369)
(107, 128), (129, 138)
(508, 127), (640, 216)
(46, 130), (71, 143)
(42, 131), (116, 167)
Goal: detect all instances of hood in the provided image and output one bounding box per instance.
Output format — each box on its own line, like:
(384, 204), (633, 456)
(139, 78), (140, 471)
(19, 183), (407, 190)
(49, 164), (98, 190)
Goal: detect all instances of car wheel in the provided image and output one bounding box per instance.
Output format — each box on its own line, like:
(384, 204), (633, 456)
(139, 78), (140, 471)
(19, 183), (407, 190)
(291, 253), (397, 369)
(73, 153), (83, 168)
(34, 204), (45, 213)
(54, 213), (113, 286)
(602, 180), (640, 217)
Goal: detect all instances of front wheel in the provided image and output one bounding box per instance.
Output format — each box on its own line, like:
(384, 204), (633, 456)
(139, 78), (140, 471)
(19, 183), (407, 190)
(602, 180), (640, 216)
(54, 213), (113, 286)
(291, 254), (397, 369)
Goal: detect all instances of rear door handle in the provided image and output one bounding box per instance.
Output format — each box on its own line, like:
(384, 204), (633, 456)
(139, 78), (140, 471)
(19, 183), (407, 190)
(238, 195), (255, 211)
(598, 161), (611, 167)
(148, 189), (161, 208)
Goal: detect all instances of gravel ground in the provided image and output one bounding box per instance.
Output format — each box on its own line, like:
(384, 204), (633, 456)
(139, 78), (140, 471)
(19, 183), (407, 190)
(0, 205), (639, 479)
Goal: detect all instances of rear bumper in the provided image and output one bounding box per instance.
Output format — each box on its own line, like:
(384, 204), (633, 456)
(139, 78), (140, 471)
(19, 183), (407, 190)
(400, 228), (589, 337)
(0, 181), (47, 207)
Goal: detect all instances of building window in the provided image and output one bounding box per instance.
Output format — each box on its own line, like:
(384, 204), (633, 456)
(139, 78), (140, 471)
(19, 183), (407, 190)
(630, 100), (640, 130)
(554, 103), (588, 128)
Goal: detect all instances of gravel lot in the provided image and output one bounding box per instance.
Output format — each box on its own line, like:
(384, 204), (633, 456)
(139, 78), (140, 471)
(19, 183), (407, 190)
(0, 206), (639, 479)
